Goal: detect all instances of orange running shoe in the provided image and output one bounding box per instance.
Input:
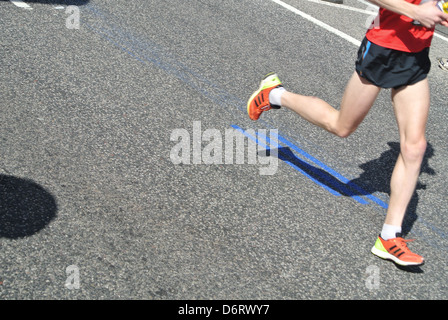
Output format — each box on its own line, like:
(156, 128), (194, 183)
(247, 73), (283, 120)
(371, 234), (424, 266)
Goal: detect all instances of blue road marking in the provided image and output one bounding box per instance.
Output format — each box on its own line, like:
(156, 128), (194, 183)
(231, 125), (392, 208)
(231, 125), (343, 197)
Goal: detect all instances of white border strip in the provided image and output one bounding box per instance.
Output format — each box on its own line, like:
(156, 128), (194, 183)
(434, 31), (448, 43)
(305, 0), (375, 14)
(9, 0), (32, 9)
(356, 0), (379, 8)
(269, 0), (362, 46)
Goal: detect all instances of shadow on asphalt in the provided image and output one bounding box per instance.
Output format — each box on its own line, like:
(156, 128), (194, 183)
(350, 141), (435, 236)
(266, 141), (435, 237)
(0, 174), (57, 239)
(263, 142), (435, 273)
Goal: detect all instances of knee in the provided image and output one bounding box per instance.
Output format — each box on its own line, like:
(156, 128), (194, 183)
(330, 114), (359, 138)
(333, 126), (357, 139)
(401, 138), (427, 163)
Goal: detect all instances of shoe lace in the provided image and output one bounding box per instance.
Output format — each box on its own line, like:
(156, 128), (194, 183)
(395, 237), (415, 251)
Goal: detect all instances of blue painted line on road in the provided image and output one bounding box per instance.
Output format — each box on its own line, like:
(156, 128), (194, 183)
(230, 125), (393, 207)
(260, 129), (368, 203)
(273, 132), (388, 209)
(231, 125), (343, 197)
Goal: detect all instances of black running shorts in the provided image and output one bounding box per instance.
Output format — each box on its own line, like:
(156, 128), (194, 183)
(355, 37), (431, 89)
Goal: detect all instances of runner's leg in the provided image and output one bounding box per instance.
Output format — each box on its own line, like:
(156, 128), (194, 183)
(280, 71), (381, 137)
(386, 79), (430, 227)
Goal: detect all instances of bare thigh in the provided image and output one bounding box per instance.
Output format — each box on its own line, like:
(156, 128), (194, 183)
(391, 79), (430, 146)
(280, 71), (381, 137)
(335, 72), (382, 136)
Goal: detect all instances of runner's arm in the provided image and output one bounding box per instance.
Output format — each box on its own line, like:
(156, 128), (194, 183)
(367, 0), (448, 28)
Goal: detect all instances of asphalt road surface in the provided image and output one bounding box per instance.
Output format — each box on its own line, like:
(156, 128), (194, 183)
(1, 0), (448, 300)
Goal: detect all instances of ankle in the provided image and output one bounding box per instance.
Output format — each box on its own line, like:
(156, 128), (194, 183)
(269, 87), (286, 107)
(381, 224), (402, 240)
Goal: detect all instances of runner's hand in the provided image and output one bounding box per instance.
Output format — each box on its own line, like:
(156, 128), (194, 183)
(414, 1), (448, 28)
